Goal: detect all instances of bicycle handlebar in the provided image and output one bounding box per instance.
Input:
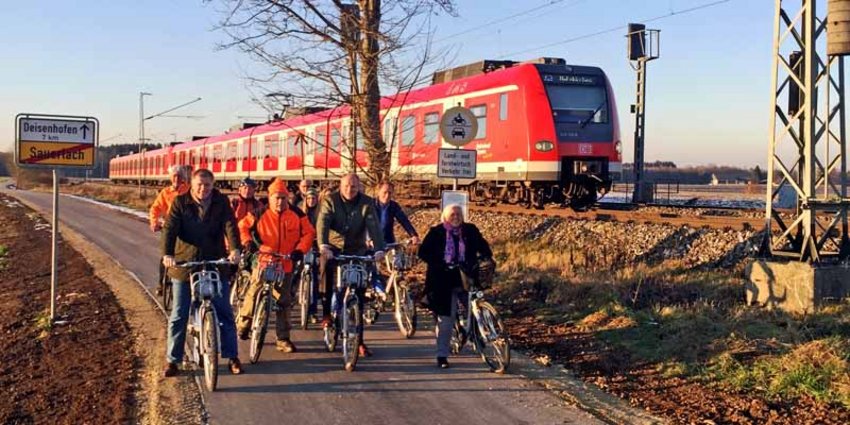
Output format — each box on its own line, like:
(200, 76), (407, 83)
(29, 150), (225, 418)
(174, 258), (234, 268)
(334, 254), (377, 262)
(256, 252), (291, 260)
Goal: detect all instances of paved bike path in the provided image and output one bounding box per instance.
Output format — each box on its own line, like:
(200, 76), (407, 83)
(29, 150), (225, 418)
(6, 187), (603, 425)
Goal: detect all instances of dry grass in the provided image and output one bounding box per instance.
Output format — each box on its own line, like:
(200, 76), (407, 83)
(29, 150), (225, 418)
(493, 238), (850, 406)
(57, 183), (157, 211)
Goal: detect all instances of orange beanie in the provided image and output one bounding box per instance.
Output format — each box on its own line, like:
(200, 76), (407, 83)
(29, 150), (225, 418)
(267, 178), (289, 196)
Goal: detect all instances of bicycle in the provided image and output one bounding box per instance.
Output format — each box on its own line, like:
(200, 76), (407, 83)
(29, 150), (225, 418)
(174, 258), (233, 391)
(368, 240), (418, 338)
(450, 261), (511, 374)
(323, 254), (375, 372)
(297, 249), (317, 330)
(229, 255), (253, 312)
(247, 252), (290, 364)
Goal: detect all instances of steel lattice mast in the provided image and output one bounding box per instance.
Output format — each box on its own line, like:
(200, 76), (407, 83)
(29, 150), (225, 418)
(762, 0), (849, 262)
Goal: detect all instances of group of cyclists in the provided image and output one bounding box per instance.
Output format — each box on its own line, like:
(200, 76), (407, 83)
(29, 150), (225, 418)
(149, 165), (429, 377)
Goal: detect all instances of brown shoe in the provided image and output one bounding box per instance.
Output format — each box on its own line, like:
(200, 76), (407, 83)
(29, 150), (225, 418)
(358, 343), (372, 357)
(237, 326), (250, 341)
(229, 358), (243, 375)
(276, 339), (297, 353)
(163, 362), (179, 378)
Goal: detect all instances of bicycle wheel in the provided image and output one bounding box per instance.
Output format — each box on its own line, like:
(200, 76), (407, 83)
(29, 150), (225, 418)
(450, 317), (466, 355)
(249, 291), (270, 364)
(394, 281), (417, 338)
(299, 271), (310, 330)
(472, 301), (511, 374)
(201, 308), (220, 391)
(342, 295), (361, 372)
(229, 276), (240, 310)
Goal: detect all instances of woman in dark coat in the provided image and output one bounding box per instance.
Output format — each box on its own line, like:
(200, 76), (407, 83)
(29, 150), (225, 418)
(418, 204), (493, 368)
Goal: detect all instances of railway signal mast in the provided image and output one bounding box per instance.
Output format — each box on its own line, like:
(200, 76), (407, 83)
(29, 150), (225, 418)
(627, 24), (660, 204)
(749, 0), (850, 313)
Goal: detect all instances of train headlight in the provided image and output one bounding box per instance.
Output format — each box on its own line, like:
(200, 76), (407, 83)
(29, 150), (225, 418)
(535, 140), (554, 152)
(614, 140), (622, 154)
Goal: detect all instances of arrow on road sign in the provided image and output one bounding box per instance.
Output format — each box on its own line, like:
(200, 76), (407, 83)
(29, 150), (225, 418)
(80, 124), (90, 140)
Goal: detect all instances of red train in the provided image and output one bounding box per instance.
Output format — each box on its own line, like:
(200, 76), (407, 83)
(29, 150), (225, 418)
(110, 57), (621, 209)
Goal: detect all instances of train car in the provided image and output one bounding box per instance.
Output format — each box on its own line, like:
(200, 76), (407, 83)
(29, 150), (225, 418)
(109, 57), (621, 209)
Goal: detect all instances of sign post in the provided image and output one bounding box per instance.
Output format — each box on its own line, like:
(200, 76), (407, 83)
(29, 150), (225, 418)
(438, 106), (478, 216)
(15, 113), (99, 323)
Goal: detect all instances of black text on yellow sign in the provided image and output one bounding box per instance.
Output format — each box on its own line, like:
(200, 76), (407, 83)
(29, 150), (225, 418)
(18, 141), (95, 167)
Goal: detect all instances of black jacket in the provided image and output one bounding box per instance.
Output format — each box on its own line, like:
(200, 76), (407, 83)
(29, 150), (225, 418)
(162, 189), (240, 281)
(418, 223), (492, 316)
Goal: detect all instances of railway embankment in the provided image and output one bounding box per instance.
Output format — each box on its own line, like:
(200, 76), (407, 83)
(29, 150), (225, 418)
(406, 209), (850, 424)
(31, 182), (850, 424)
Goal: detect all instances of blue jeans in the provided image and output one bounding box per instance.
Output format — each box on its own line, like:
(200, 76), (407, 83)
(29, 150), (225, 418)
(166, 278), (239, 364)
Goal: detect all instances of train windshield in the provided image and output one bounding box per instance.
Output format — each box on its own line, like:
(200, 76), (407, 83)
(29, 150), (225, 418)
(545, 84), (609, 125)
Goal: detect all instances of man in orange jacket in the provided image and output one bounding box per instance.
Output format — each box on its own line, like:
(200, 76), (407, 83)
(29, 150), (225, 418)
(236, 178), (315, 353)
(149, 165), (190, 296)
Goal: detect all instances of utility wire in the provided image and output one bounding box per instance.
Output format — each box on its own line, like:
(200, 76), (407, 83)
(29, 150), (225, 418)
(497, 0), (732, 59)
(434, 0), (586, 44)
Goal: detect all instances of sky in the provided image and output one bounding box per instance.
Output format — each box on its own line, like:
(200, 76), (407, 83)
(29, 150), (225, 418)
(0, 0), (799, 168)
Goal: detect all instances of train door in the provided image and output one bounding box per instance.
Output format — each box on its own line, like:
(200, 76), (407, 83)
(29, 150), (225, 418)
(397, 114), (417, 167)
(225, 142), (238, 173)
(212, 145), (223, 173)
(314, 127), (327, 170)
(262, 134), (280, 173)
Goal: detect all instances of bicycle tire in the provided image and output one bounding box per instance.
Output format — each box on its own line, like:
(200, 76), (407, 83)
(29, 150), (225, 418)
(342, 295), (361, 372)
(229, 277), (240, 310)
(249, 291), (270, 364)
(299, 271), (310, 330)
(394, 281), (417, 338)
(473, 301), (511, 374)
(450, 319), (466, 355)
(202, 308), (220, 391)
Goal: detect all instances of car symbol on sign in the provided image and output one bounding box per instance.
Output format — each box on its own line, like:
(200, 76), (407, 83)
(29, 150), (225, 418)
(452, 128), (465, 138)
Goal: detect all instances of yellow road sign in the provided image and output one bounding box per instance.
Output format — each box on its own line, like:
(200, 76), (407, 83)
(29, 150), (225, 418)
(18, 141), (95, 166)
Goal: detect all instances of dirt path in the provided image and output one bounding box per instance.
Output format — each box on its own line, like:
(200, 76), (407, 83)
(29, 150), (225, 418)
(0, 193), (204, 424)
(0, 194), (135, 424)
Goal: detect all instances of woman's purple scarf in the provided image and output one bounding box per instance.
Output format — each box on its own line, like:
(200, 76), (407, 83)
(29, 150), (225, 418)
(443, 222), (465, 264)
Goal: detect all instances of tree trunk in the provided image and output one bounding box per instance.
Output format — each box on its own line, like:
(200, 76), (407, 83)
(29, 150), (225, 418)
(358, 0), (389, 185)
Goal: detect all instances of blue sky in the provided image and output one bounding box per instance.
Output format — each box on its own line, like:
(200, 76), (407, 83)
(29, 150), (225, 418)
(0, 0), (785, 167)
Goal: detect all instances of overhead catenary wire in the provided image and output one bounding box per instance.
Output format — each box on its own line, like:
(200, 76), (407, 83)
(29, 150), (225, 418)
(497, 0), (732, 59)
(433, 0), (589, 44)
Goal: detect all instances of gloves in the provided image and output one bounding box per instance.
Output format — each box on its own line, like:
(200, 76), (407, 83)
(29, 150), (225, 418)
(290, 250), (304, 263)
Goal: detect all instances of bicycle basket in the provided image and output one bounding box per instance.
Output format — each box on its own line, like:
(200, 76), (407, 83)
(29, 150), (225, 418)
(476, 258), (496, 289)
(260, 262), (286, 283)
(389, 247), (418, 271)
(192, 270), (222, 300)
(337, 263), (368, 290)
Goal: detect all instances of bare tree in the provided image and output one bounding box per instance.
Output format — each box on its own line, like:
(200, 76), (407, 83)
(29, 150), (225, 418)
(211, 0), (456, 184)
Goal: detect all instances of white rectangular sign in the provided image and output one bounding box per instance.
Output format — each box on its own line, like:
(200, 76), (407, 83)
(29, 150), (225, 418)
(19, 118), (96, 144)
(437, 148), (477, 179)
(441, 190), (469, 220)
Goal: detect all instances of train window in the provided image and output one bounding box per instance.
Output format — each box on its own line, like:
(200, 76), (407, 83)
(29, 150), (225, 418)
(241, 141), (249, 161)
(316, 130), (326, 154)
(331, 128), (341, 153)
(545, 84), (608, 124)
(424, 112), (439, 144)
(227, 144), (237, 161)
(470, 105), (487, 139)
(401, 116), (415, 146)
(499, 93), (508, 121)
(383, 118), (396, 146)
(287, 134), (297, 156)
(269, 139), (279, 158)
(250, 138), (259, 159)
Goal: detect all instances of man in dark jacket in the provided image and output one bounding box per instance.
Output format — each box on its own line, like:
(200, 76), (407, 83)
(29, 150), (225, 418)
(161, 168), (243, 377)
(373, 182), (419, 245)
(316, 173), (385, 358)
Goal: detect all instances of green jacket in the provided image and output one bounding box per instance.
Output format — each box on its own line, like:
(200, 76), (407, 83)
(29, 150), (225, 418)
(316, 191), (385, 255)
(162, 189), (240, 281)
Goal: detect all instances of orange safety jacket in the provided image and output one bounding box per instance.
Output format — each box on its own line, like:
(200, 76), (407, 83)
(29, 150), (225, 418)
(238, 206), (315, 273)
(149, 184), (189, 226)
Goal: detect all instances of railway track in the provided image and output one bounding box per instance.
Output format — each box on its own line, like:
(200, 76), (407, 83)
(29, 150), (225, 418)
(79, 180), (770, 231)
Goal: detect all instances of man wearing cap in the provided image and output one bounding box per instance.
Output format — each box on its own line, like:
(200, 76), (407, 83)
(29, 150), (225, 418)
(231, 177), (264, 222)
(236, 178), (315, 353)
(149, 165), (190, 296)
(291, 179), (313, 208)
